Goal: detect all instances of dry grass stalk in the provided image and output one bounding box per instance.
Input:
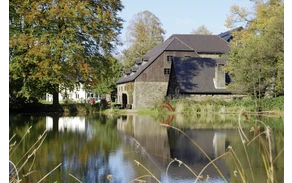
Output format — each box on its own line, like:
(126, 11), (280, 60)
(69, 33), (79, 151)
(165, 158), (199, 182)
(9, 126), (62, 183)
(69, 173), (83, 183)
(160, 124), (228, 182)
(237, 111), (284, 183)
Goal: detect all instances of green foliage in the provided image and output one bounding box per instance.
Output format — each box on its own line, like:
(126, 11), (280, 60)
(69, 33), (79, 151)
(125, 82), (134, 103)
(257, 95), (284, 111)
(92, 56), (123, 100)
(224, 0), (284, 98)
(120, 10), (165, 68)
(168, 96), (283, 114)
(9, 0), (124, 104)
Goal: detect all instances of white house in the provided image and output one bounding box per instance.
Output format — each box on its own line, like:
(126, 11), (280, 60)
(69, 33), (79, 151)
(45, 84), (99, 103)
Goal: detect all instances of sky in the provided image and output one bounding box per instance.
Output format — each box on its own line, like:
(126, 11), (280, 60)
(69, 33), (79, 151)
(115, 0), (256, 53)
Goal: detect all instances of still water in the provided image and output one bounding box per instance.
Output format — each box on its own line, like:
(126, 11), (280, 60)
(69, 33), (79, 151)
(9, 113), (284, 183)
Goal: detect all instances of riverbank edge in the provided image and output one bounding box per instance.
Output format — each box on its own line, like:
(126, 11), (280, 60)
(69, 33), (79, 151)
(9, 105), (283, 116)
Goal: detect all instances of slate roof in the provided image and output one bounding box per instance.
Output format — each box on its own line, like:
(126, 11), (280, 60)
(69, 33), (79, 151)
(167, 34), (230, 53)
(164, 37), (194, 51)
(218, 26), (243, 42)
(116, 38), (176, 84)
(142, 56), (150, 61)
(116, 34), (230, 84)
(171, 57), (231, 94)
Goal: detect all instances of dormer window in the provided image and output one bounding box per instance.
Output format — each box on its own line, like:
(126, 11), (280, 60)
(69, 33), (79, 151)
(167, 56), (173, 63)
(142, 56), (150, 61)
(135, 59), (143, 65)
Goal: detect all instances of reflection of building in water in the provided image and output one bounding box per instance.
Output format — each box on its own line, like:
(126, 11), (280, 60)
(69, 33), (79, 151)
(166, 129), (231, 180)
(117, 115), (233, 181)
(117, 115), (170, 166)
(46, 116), (86, 133)
(117, 115), (133, 133)
(213, 131), (226, 157)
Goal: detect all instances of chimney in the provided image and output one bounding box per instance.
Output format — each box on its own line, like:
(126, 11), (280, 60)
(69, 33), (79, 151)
(215, 64), (226, 89)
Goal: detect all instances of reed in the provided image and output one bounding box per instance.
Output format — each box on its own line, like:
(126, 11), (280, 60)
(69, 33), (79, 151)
(120, 111), (283, 183)
(9, 126), (63, 183)
(233, 111), (284, 183)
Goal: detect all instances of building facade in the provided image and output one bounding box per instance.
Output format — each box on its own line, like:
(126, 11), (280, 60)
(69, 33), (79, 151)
(116, 34), (230, 109)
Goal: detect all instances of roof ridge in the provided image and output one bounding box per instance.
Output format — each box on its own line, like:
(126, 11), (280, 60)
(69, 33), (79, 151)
(163, 37), (176, 50)
(215, 34), (230, 45)
(172, 37), (196, 52)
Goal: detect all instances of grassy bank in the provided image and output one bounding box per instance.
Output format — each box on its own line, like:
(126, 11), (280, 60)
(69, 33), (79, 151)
(9, 96), (284, 116)
(167, 96), (284, 116)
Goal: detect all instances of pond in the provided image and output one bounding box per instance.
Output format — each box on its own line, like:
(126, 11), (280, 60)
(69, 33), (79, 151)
(9, 113), (284, 183)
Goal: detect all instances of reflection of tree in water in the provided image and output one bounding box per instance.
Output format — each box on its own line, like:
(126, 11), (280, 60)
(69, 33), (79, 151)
(9, 114), (45, 138)
(9, 114), (121, 183)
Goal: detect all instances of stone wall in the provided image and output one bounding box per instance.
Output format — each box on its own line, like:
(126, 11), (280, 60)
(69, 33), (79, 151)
(181, 94), (248, 102)
(116, 83), (128, 104)
(133, 82), (168, 109)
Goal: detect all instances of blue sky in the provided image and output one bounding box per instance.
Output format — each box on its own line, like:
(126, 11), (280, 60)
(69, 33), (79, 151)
(116, 0), (255, 53)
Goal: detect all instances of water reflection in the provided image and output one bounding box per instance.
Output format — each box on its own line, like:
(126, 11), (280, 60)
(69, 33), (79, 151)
(116, 114), (232, 182)
(46, 116), (86, 133)
(9, 114), (284, 183)
(213, 132), (227, 158)
(167, 129), (230, 181)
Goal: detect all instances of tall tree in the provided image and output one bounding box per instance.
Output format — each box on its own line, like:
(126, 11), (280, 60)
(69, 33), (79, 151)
(9, 0), (124, 106)
(191, 25), (212, 35)
(224, 0), (284, 98)
(93, 55), (123, 101)
(121, 10), (165, 68)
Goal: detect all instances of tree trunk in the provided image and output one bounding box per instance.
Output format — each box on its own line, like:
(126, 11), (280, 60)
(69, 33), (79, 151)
(52, 114), (59, 132)
(53, 91), (59, 106)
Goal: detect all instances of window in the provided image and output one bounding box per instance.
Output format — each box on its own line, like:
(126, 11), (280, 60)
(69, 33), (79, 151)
(76, 94), (79, 98)
(164, 68), (171, 75)
(167, 56), (173, 63)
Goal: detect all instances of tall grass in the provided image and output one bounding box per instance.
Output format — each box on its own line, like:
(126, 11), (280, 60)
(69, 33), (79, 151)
(121, 111), (283, 183)
(168, 96), (284, 115)
(9, 126), (62, 183)
(230, 111), (284, 183)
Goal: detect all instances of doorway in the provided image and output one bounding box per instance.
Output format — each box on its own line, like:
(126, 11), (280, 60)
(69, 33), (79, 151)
(122, 93), (127, 108)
